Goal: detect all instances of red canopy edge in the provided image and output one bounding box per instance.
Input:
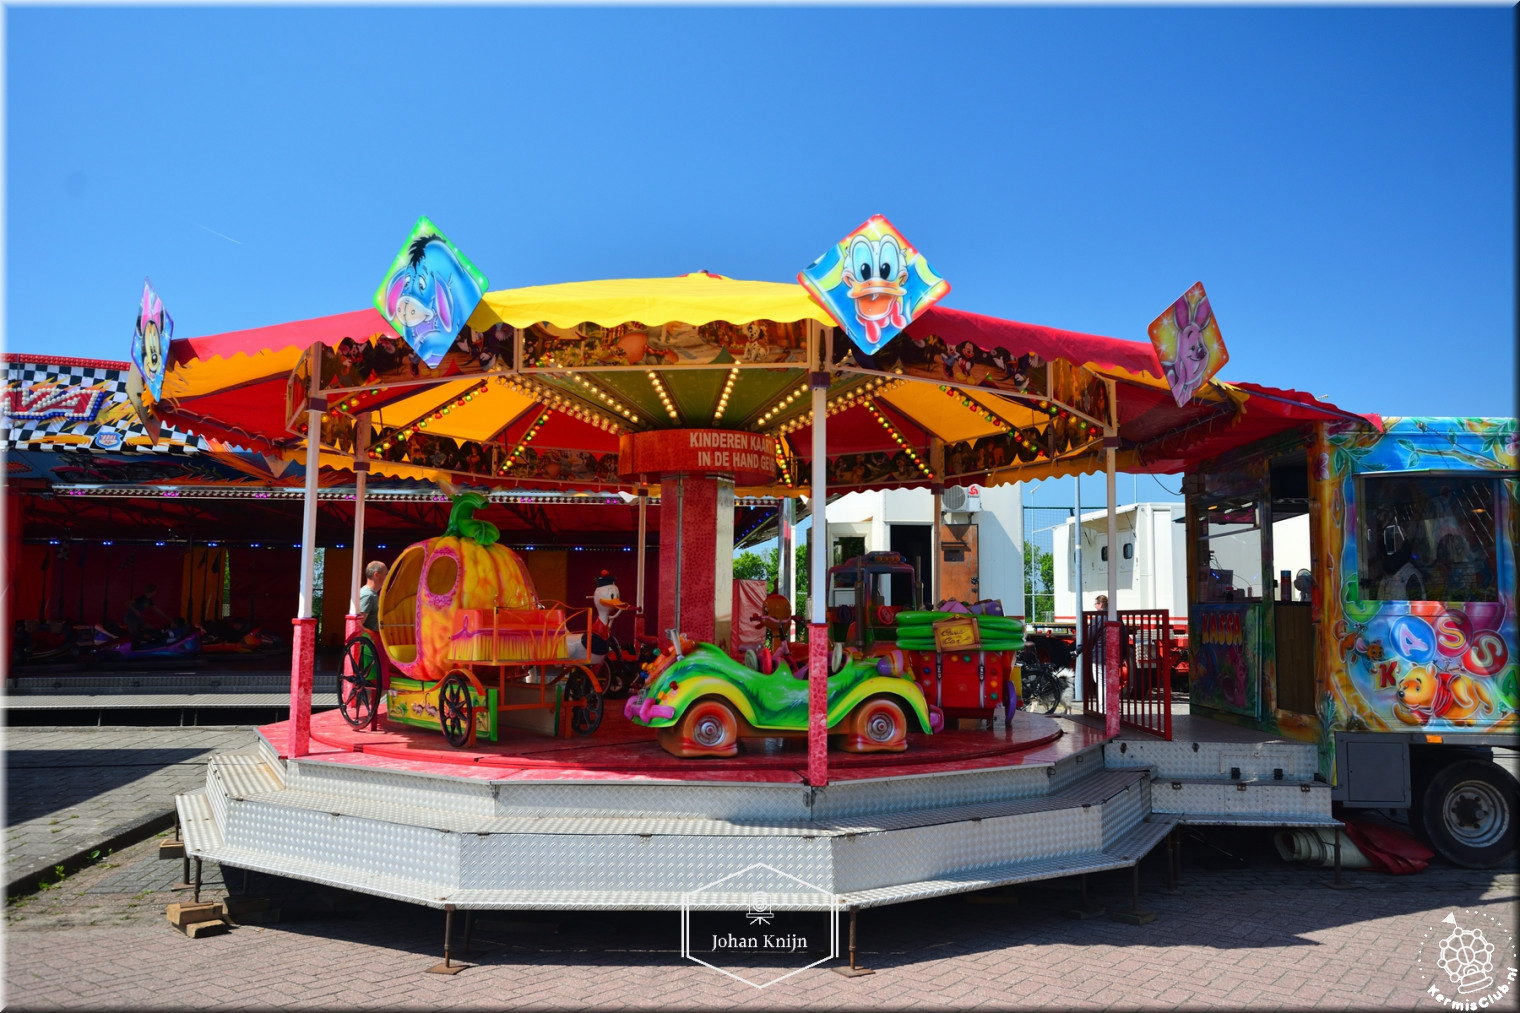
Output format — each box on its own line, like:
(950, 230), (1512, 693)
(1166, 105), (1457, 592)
(169, 308), (390, 365)
(906, 306), (1162, 379)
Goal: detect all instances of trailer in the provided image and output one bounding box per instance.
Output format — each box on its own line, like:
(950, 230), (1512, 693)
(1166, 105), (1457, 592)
(1182, 416), (1517, 867)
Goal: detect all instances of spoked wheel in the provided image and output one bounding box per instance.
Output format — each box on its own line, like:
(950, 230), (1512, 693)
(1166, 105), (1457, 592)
(1022, 665), (1063, 715)
(340, 633), (382, 729)
(599, 656), (632, 699)
(567, 667), (604, 735)
(438, 672), (476, 749)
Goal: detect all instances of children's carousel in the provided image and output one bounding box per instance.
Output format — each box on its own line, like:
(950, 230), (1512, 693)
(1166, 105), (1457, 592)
(154, 219), (1362, 932)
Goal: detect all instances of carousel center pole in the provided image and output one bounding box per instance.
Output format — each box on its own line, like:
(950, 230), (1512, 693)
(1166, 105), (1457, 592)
(807, 369), (830, 788)
(344, 412), (372, 648)
(289, 345), (323, 759)
(635, 482), (648, 639)
(1103, 429), (1121, 740)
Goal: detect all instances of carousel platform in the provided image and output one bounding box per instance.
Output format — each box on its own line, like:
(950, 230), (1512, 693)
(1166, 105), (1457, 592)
(172, 707), (1332, 912)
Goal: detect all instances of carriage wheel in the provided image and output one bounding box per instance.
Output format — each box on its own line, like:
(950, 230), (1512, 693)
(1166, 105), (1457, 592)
(599, 656), (631, 699)
(567, 668), (604, 735)
(340, 633), (381, 730)
(438, 672), (476, 748)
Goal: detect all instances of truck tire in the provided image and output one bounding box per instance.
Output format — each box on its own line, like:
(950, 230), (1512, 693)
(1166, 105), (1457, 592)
(1413, 759), (1517, 869)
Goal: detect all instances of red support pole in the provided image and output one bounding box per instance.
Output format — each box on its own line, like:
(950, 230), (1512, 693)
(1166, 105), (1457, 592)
(808, 624), (829, 787)
(288, 617), (317, 757)
(1104, 620), (1122, 739)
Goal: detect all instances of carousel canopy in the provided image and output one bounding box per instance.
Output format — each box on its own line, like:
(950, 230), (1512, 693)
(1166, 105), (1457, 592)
(153, 273), (1377, 497)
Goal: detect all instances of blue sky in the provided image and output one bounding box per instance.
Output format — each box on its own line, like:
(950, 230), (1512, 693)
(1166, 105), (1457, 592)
(6, 5), (1515, 444)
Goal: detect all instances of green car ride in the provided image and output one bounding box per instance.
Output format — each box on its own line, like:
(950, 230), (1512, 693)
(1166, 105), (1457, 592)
(624, 642), (939, 758)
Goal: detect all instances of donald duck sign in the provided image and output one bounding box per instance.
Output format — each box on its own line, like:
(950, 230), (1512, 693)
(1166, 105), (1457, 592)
(799, 215), (949, 356)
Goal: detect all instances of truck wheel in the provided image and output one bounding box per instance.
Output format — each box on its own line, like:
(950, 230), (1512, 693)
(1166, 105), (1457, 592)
(1415, 760), (1517, 869)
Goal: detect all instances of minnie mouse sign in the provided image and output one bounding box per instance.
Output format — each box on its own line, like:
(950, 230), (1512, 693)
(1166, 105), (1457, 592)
(1148, 282), (1229, 407)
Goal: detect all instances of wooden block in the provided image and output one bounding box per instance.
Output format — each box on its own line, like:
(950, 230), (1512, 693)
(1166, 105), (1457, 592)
(182, 919), (229, 938)
(166, 901), (224, 928)
(158, 839), (186, 861)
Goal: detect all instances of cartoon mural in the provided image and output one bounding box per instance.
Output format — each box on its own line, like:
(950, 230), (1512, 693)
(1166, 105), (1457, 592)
(521, 319), (806, 369)
(373, 218), (489, 369)
(799, 216), (949, 356)
(1316, 418), (1518, 735)
(1148, 281), (1228, 408)
(132, 279), (173, 401)
(1190, 602), (1263, 718)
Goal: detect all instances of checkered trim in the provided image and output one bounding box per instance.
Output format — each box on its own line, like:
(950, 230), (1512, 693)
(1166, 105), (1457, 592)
(2, 360), (204, 453)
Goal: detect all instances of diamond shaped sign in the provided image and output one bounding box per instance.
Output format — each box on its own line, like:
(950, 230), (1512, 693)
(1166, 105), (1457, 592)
(1148, 281), (1228, 407)
(373, 217), (488, 369)
(131, 278), (173, 402)
(799, 215), (949, 356)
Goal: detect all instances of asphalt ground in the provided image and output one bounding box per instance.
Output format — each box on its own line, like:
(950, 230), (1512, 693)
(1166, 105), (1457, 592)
(3, 820), (1515, 1010)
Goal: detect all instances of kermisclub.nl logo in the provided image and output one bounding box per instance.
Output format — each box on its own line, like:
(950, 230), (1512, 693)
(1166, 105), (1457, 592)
(1419, 908), (1516, 1009)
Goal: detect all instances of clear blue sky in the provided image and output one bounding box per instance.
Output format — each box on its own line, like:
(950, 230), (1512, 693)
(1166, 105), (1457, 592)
(6, 6), (1515, 429)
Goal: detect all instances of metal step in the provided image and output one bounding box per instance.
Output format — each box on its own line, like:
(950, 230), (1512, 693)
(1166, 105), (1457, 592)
(1105, 738), (1319, 781)
(178, 753), (1162, 911)
(1148, 777), (1337, 826)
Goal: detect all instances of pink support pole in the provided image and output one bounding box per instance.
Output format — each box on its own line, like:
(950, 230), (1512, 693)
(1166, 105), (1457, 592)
(807, 625), (829, 786)
(1105, 620), (1122, 739)
(287, 617), (317, 757)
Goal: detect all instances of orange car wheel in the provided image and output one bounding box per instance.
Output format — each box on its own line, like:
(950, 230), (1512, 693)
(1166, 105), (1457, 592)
(658, 697), (740, 758)
(837, 696), (908, 753)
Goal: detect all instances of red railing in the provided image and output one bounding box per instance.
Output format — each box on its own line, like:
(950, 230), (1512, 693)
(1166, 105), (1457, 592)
(1080, 609), (1173, 740)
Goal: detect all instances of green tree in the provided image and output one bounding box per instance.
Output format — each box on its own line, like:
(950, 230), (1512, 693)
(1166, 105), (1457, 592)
(1024, 544), (1055, 622)
(732, 544), (811, 614)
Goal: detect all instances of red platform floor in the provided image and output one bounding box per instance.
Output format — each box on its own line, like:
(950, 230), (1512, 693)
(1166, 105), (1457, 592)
(258, 705), (1109, 785)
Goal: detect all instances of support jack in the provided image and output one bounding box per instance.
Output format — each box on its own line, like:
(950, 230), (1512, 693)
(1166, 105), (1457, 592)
(426, 905), (472, 975)
(832, 907), (874, 977)
(1112, 864), (1155, 925)
(1066, 873), (1106, 920)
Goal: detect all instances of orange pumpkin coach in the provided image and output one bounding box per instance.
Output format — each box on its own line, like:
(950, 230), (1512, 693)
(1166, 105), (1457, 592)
(340, 492), (604, 746)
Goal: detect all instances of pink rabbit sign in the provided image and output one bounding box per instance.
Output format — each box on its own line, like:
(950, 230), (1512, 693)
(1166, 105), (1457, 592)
(1148, 281), (1228, 407)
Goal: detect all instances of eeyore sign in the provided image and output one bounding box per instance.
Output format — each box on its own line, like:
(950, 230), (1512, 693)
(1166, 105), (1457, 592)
(373, 218), (488, 369)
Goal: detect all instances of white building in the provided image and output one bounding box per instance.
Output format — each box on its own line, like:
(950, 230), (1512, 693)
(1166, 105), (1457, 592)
(824, 483), (1025, 614)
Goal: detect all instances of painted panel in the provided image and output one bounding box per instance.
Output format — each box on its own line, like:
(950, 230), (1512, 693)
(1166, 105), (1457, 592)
(1190, 602), (1262, 718)
(1316, 418), (1518, 735)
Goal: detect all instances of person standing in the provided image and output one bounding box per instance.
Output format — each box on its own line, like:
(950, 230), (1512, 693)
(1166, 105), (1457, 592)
(359, 561), (387, 632)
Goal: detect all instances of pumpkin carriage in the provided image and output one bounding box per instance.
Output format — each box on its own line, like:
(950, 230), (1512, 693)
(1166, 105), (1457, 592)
(340, 494), (604, 747)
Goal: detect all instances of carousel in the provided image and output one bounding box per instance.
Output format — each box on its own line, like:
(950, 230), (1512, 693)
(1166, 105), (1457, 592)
(153, 221), (1361, 929)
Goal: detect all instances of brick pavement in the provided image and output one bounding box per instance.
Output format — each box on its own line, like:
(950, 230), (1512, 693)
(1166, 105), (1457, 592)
(4, 726), (258, 896)
(4, 826), (1515, 1009)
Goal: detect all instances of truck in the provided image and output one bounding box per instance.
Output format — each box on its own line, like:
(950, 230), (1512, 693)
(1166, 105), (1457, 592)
(1180, 416), (1517, 867)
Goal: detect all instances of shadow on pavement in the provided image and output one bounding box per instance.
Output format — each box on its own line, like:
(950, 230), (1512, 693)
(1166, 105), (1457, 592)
(5, 748), (211, 825)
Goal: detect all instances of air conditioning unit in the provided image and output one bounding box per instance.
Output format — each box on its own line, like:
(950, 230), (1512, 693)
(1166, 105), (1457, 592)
(941, 485), (981, 514)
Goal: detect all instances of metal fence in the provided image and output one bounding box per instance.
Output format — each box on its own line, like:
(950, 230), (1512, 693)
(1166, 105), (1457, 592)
(1022, 506), (1075, 623)
(1081, 608), (1174, 740)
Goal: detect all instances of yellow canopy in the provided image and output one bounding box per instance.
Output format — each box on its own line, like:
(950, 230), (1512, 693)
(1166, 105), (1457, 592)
(470, 273), (833, 329)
